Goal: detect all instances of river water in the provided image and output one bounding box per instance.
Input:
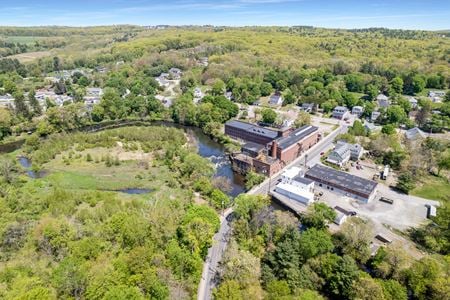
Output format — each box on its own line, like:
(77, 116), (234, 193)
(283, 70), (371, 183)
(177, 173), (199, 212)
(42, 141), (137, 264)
(11, 122), (246, 197)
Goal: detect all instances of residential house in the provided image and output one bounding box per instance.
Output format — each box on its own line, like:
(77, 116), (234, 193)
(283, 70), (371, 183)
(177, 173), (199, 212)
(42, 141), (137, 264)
(194, 87), (203, 100)
(351, 106), (364, 117)
(198, 57), (209, 67)
(326, 141), (363, 167)
(86, 87), (103, 97)
(371, 111), (381, 122)
(169, 68), (182, 80)
(364, 122), (381, 133)
(95, 66), (107, 73)
(377, 94), (390, 108)
(428, 91), (446, 97)
(332, 106), (349, 119)
(225, 91), (233, 101)
(301, 103), (314, 113)
(405, 127), (426, 141)
(269, 92), (283, 106)
(408, 97), (418, 109)
(0, 94), (15, 108)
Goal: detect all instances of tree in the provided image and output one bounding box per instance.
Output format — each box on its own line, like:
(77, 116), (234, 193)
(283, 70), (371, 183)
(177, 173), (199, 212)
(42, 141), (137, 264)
(245, 171), (265, 190)
(0, 108), (12, 140)
(381, 124), (396, 135)
(234, 194), (270, 221)
(301, 203), (336, 229)
(294, 111), (311, 128)
(370, 245), (411, 280)
(260, 82), (273, 96)
(366, 84), (379, 100)
(298, 228), (334, 262)
(348, 120), (365, 136)
(261, 108), (277, 124)
(389, 77), (404, 94)
(380, 280), (407, 300)
(0, 157), (15, 184)
(351, 276), (385, 300)
(412, 75), (426, 94)
(437, 153), (450, 175)
(405, 257), (448, 300)
(334, 217), (373, 263)
(13, 91), (30, 118)
(103, 285), (144, 300)
(386, 105), (406, 124)
(52, 256), (87, 298)
(211, 79), (225, 96)
(396, 172), (415, 194)
(28, 89), (42, 116)
(214, 280), (243, 300)
(53, 56), (61, 71)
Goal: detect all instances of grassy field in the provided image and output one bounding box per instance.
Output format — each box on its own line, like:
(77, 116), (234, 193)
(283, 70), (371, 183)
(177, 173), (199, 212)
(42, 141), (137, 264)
(411, 175), (450, 202)
(8, 50), (52, 62)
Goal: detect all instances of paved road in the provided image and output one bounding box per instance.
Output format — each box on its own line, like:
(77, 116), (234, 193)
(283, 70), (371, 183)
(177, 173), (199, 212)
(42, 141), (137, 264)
(249, 124), (347, 196)
(197, 208), (233, 300)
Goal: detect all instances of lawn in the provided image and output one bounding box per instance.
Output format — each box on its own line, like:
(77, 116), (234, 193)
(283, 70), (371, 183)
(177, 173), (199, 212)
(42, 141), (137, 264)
(411, 175), (450, 203)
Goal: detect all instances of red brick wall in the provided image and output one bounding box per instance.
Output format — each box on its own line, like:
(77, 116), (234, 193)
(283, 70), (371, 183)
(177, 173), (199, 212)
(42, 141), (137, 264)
(278, 132), (320, 164)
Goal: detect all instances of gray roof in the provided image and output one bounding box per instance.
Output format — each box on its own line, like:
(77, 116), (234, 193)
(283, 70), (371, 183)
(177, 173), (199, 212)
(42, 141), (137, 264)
(305, 164), (377, 197)
(225, 120), (279, 139)
(276, 125), (318, 150)
(405, 127), (426, 140)
(242, 142), (265, 153)
(293, 175), (314, 185)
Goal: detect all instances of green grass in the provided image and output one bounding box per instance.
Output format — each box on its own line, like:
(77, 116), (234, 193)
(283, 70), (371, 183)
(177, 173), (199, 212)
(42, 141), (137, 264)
(2, 36), (51, 44)
(411, 175), (450, 202)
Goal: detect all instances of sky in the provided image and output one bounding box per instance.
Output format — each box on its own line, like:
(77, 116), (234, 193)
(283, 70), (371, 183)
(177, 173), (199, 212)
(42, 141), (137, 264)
(0, 0), (449, 30)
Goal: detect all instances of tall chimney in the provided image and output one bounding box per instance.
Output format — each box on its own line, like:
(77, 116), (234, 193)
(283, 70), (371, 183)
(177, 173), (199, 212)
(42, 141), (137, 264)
(271, 142), (278, 158)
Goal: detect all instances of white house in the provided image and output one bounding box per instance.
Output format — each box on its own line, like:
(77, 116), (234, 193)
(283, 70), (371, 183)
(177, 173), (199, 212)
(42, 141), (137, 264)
(408, 97), (418, 109)
(371, 111), (381, 122)
(301, 103), (314, 113)
(377, 94), (390, 108)
(428, 91), (446, 97)
(86, 87), (103, 97)
(281, 167), (302, 183)
(327, 141), (363, 167)
(169, 68), (182, 80)
(332, 106), (349, 120)
(351, 106), (364, 117)
(0, 94), (15, 108)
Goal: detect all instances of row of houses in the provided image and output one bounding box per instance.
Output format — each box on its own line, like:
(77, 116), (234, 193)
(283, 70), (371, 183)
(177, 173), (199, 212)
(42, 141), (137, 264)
(0, 87), (104, 110)
(226, 119), (321, 176)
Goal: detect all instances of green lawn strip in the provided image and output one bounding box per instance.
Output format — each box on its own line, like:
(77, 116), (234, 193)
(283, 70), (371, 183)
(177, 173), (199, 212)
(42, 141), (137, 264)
(411, 175), (450, 202)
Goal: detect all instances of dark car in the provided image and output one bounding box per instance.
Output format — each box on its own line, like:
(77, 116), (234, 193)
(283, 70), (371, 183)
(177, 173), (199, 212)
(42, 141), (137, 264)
(349, 211), (357, 216)
(379, 197), (394, 204)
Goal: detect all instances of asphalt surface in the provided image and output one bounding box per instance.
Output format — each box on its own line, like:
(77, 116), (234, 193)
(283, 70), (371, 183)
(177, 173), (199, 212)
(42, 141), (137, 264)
(197, 208), (233, 300)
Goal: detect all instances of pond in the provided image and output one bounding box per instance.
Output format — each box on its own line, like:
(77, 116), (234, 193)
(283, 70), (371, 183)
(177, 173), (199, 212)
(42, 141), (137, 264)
(12, 121), (246, 197)
(18, 156), (46, 179)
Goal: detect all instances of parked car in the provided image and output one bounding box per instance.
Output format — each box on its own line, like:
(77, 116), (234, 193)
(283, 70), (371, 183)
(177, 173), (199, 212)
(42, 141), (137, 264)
(349, 211), (357, 216)
(320, 152), (325, 156)
(379, 197), (394, 204)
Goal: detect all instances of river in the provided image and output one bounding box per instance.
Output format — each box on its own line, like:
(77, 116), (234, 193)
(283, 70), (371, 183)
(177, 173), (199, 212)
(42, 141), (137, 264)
(9, 122), (246, 197)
